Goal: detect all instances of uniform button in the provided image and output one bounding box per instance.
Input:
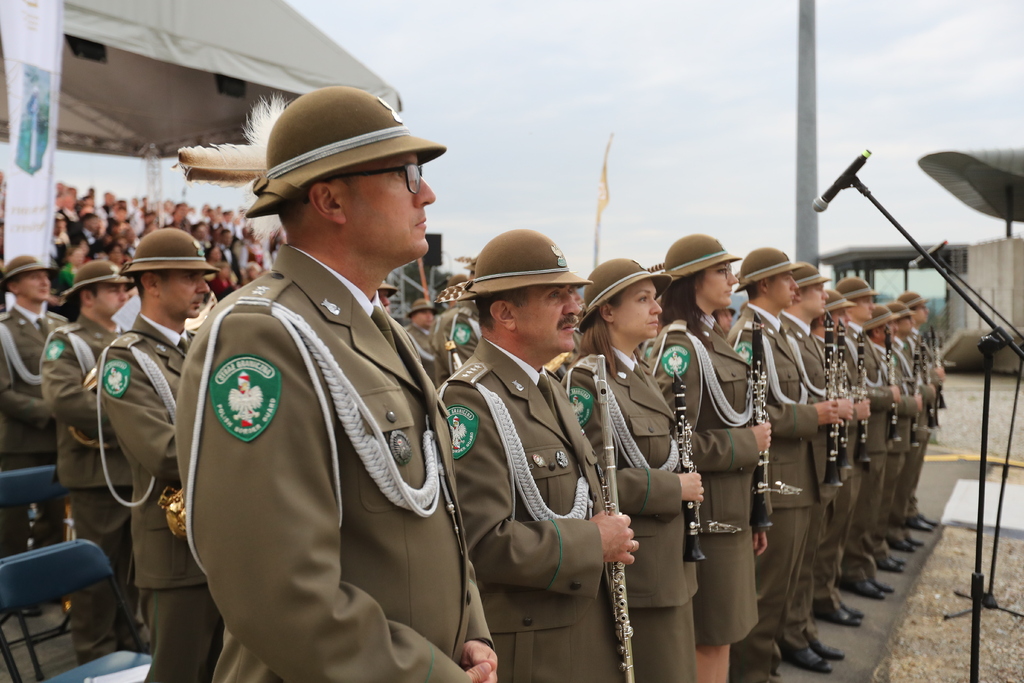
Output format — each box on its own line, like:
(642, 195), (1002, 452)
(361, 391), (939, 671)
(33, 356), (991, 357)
(570, 581), (582, 590)
(271, 272), (284, 279)
(522, 617), (533, 626)
(466, 592), (472, 605)
(648, 426), (654, 433)
(386, 411), (397, 423)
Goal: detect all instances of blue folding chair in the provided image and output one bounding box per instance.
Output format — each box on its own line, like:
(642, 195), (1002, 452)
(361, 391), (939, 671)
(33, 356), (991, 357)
(0, 539), (150, 682)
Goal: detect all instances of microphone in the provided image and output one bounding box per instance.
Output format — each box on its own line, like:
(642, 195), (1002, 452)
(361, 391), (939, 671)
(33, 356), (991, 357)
(813, 150), (872, 212)
(909, 240), (948, 268)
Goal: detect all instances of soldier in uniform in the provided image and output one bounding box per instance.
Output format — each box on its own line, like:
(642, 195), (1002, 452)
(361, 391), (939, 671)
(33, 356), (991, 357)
(432, 270), (480, 385)
(438, 229), (634, 683)
(648, 235), (770, 683)
(100, 229), (224, 683)
(809, 291), (869, 630)
(0, 256), (66, 558)
(726, 248), (839, 683)
(41, 259), (139, 663)
(566, 258), (703, 682)
(776, 263), (852, 672)
(405, 298), (438, 379)
(176, 86), (495, 682)
(838, 295), (901, 601)
(378, 281), (398, 314)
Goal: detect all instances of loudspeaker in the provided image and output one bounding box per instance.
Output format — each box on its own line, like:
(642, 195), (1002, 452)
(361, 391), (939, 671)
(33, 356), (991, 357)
(424, 233), (442, 268)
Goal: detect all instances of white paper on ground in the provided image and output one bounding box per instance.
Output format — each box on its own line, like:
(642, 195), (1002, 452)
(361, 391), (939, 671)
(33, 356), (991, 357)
(84, 664), (151, 683)
(941, 479), (1024, 536)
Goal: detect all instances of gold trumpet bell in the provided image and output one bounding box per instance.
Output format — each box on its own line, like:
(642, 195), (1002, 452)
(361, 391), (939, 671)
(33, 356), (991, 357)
(158, 486), (188, 540)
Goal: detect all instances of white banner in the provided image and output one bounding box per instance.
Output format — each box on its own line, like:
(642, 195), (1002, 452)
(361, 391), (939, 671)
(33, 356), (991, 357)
(1, 0), (64, 263)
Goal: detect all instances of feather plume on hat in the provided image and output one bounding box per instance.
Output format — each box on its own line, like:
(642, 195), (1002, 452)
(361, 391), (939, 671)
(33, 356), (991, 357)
(175, 95), (288, 240)
(435, 280), (470, 304)
(647, 262), (665, 274)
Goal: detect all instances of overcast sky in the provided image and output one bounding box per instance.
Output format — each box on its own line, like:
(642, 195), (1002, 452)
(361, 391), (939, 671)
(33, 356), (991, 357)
(26, 0), (1024, 276)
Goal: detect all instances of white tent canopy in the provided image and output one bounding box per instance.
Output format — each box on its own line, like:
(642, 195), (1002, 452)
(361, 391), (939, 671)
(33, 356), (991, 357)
(0, 0), (399, 157)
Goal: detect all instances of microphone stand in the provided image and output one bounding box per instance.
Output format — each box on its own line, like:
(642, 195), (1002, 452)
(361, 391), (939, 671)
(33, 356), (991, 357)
(840, 174), (1024, 683)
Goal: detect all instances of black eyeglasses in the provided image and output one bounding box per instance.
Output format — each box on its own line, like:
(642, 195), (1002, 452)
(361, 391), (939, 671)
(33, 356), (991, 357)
(330, 163), (423, 194)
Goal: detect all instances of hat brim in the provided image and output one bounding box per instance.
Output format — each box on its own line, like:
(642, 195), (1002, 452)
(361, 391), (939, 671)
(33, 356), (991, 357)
(581, 272), (671, 327)
(795, 274), (831, 287)
(864, 312), (894, 331)
(121, 260), (220, 276)
(62, 275), (135, 299)
(900, 296), (926, 308)
(838, 287), (879, 300)
(738, 261), (801, 287)
(248, 134), (447, 218)
(825, 300), (856, 312)
(888, 308), (913, 320)
(0, 264), (57, 291)
(460, 270), (592, 300)
(666, 252), (741, 279)
(409, 304), (437, 314)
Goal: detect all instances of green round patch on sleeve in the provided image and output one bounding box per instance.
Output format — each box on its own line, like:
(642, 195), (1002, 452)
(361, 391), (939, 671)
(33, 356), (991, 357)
(568, 386), (594, 427)
(210, 355), (281, 442)
(102, 359), (131, 398)
(735, 340), (753, 365)
(660, 345), (690, 377)
(446, 405), (479, 458)
(44, 339), (64, 361)
(452, 322), (473, 346)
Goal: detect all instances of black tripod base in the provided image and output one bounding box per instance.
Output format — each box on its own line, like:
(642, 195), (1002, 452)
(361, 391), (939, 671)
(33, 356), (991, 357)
(944, 589), (1024, 620)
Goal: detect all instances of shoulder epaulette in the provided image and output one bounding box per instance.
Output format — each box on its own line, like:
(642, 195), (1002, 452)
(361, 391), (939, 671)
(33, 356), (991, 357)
(572, 355), (601, 373)
(662, 321), (688, 335)
(47, 312), (68, 323)
(743, 321), (753, 330)
(53, 322), (83, 336)
(0, 312), (11, 322)
(110, 332), (144, 349)
(447, 362), (491, 385)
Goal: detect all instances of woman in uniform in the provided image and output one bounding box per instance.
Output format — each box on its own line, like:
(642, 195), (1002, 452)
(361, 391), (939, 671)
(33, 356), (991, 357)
(649, 235), (772, 683)
(564, 258), (704, 682)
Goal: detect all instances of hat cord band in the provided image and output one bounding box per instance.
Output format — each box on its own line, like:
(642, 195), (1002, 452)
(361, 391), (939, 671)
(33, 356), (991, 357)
(866, 313), (890, 328)
(590, 271), (651, 307)
(129, 256), (210, 264)
(68, 274), (126, 290)
(471, 266), (569, 285)
(795, 274), (824, 286)
(667, 250), (727, 272)
(744, 260), (793, 280)
(267, 126), (411, 179)
(3, 263), (48, 279)
(840, 287), (873, 299)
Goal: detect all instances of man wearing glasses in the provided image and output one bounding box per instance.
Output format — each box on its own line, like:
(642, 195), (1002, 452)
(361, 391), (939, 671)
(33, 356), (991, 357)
(176, 87), (496, 683)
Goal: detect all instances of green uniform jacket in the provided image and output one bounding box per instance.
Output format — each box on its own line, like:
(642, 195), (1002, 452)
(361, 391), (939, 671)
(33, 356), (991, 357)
(405, 322), (438, 385)
(565, 353), (692, 608)
(651, 321), (760, 531)
(430, 302), (479, 385)
(890, 342), (920, 453)
(441, 339), (620, 682)
(781, 317), (831, 493)
(101, 317), (206, 590)
(0, 308), (64, 454)
(728, 308), (819, 510)
(176, 246), (489, 683)
(42, 315), (131, 488)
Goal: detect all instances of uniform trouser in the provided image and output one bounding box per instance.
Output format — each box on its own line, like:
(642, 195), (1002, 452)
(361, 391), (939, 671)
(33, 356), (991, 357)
(810, 463), (863, 621)
(0, 452), (65, 557)
(841, 450), (887, 583)
(141, 584), (224, 683)
(729, 506), (811, 683)
(891, 427), (930, 538)
(631, 601), (697, 683)
(778, 483), (839, 654)
(69, 487), (140, 664)
(871, 450), (906, 561)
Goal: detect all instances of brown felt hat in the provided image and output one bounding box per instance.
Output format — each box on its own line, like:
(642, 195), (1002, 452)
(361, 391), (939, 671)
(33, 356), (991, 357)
(581, 259), (670, 328)
(377, 281), (398, 297)
(663, 234), (740, 279)
(864, 305), (895, 331)
(248, 87), (446, 218)
(0, 255), (55, 291)
(408, 298), (436, 315)
(824, 289), (855, 312)
(737, 247), (800, 286)
(792, 262), (830, 288)
(457, 229), (591, 300)
(62, 260), (134, 300)
(120, 229), (219, 275)
(835, 276), (878, 300)
(897, 291), (927, 308)
(885, 300), (913, 320)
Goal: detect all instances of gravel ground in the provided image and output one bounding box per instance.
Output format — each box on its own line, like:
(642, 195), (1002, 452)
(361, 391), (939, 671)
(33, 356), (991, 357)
(932, 373), (1024, 460)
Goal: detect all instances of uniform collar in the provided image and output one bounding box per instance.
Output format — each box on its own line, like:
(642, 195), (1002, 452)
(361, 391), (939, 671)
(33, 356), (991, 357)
(847, 321), (863, 334)
(291, 247), (382, 316)
(781, 310), (811, 337)
(613, 347), (636, 373)
(13, 302), (46, 327)
(747, 303), (782, 333)
(140, 314), (186, 347)
(488, 339), (541, 385)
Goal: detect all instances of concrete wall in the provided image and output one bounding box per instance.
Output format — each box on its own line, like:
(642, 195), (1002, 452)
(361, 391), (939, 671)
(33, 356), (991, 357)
(964, 237), (1024, 331)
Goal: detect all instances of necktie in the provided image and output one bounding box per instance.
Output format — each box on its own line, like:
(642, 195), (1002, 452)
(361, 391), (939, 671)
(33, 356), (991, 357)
(370, 307), (397, 352)
(177, 337), (190, 354)
(537, 373), (559, 417)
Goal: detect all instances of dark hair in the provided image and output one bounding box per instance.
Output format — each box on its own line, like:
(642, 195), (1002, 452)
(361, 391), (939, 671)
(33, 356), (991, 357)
(577, 291), (624, 376)
(476, 288), (530, 331)
(659, 274), (711, 348)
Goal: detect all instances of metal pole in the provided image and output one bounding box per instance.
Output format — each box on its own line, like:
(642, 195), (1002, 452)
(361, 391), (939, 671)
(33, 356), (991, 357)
(795, 0), (819, 265)
(1006, 185), (1013, 239)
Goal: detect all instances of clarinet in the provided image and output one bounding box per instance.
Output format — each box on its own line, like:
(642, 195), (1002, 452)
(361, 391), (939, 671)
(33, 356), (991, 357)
(924, 336), (939, 430)
(594, 357), (635, 683)
(929, 328), (946, 416)
(909, 342), (922, 447)
(854, 333), (871, 465)
(885, 328), (901, 442)
(672, 374), (707, 561)
(748, 313), (772, 529)
(822, 315), (842, 486)
(835, 321), (852, 470)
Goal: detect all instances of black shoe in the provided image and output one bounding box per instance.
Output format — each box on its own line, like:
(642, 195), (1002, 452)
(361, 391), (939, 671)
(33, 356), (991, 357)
(782, 647), (832, 673)
(906, 536), (925, 547)
(809, 640), (846, 661)
(877, 557), (905, 573)
(871, 578), (895, 594)
(917, 513), (940, 527)
(889, 539), (917, 553)
(841, 579), (885, 600)
(906, 516), (935, 532)
(815, 607), (862, 627)
(840, 602), (865, 619)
